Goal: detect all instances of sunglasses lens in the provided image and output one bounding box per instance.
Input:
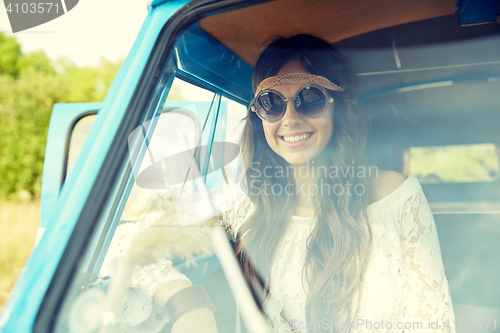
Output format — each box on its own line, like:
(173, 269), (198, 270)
(296, 86), (328, 117)
(256, 91), (285, 121)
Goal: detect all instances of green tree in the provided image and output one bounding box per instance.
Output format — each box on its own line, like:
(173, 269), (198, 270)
(57, 57), (122, 103)
(0, 63), (62, 198)
(0, 33), (22, 78)
(18, 50), (56, 76)
(0, 33), (121, 200)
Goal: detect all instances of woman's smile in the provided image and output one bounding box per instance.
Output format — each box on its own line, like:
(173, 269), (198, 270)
(278, 132), (314, 145)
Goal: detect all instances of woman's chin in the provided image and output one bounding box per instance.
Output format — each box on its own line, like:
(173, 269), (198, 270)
(286, 157), (312, 167)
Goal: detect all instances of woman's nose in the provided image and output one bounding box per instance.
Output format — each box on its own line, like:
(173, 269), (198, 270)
(281, 100), (304, 126)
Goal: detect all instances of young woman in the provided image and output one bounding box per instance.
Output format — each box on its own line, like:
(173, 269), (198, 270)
(104, 34), (455, 333)
(230, 34), (455, 332)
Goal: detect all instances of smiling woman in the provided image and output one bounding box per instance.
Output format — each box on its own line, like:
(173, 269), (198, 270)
(234, 34), (455, 332)
(92, 34), (456, 333)
(4, 0), (500, 332)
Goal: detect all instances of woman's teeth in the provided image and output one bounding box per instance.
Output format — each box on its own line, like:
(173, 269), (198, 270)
(281, 133), (312, 143)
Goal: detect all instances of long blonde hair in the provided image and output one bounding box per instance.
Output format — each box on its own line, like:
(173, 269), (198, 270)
(235, 34), (373, 332)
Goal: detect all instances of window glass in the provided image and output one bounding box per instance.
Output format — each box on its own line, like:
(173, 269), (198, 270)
(403, 143), (500, 184)
(65, 114), (97, 182)
(121, 78), (247, 222)
(47, 7), (500, 333)
(54, 73), (249, 333)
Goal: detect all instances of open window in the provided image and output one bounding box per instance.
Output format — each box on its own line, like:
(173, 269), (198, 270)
(49, 67), (250, 333)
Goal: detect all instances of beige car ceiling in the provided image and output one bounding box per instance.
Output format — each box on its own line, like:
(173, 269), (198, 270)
(199, 0), (457, 67)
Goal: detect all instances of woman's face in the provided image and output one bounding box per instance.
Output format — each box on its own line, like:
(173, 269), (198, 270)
(261, 60), (334, 167)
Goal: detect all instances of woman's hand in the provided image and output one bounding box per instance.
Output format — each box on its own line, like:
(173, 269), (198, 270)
(154, 280), (218, 333)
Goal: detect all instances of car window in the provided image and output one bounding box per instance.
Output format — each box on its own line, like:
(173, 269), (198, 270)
(120, 78), (247, 222)
(53, 72), (248, 332)
(403, 143), (500, 184)
(64, 113), (97, 182)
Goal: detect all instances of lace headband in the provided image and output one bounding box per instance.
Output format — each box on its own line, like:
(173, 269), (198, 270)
(254, 73), (343, 95)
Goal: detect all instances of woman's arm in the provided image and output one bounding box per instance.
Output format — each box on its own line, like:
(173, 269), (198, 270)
(400, 189), (456, 333)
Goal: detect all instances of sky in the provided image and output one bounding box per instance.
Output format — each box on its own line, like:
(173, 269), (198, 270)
(0, 0), (148, 67)
(0, 0), (247, 129)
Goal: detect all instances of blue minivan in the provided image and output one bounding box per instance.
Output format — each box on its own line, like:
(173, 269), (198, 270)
(1, 0), (500, 332)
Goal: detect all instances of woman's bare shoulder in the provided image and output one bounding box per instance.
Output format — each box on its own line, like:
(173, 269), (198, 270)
(365, 170), (408, 205)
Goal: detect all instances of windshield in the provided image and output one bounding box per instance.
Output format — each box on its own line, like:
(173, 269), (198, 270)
(47, 3), (500, 333)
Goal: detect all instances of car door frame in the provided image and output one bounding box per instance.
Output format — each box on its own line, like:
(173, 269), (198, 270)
(0, 1), (265, 332)
(37, 103), (100, 245)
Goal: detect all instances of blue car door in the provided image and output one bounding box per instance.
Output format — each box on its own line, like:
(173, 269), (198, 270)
(37, 103), (100, 245)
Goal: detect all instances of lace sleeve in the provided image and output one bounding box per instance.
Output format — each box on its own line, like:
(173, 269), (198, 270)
(212, 183), (254, 241)
(400, 189), (456, 333)
(100, 221), (192, 333)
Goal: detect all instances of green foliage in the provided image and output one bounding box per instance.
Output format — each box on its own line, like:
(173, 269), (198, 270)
(56, 57), (122, 103)
(0, 34), (22, 78)
(18, 51), (56, 76)
(408, 144), (500, 183)
(0, 33), (121, 200)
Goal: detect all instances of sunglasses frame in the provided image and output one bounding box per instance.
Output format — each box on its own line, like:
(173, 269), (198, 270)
(249, 84), (334, 123)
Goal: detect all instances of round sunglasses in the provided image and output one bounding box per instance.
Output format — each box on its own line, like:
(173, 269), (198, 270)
(250, 85), (334, 123)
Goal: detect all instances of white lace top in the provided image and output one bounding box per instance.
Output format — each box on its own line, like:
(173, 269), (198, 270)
(101, 175), (456, 333)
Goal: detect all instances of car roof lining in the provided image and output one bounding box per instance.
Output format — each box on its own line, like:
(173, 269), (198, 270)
(175, 0), (500, 108)
(198, 0), (457, 67)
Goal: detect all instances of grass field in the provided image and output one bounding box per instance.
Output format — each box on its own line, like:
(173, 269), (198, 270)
(0, 200), (39, 314)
